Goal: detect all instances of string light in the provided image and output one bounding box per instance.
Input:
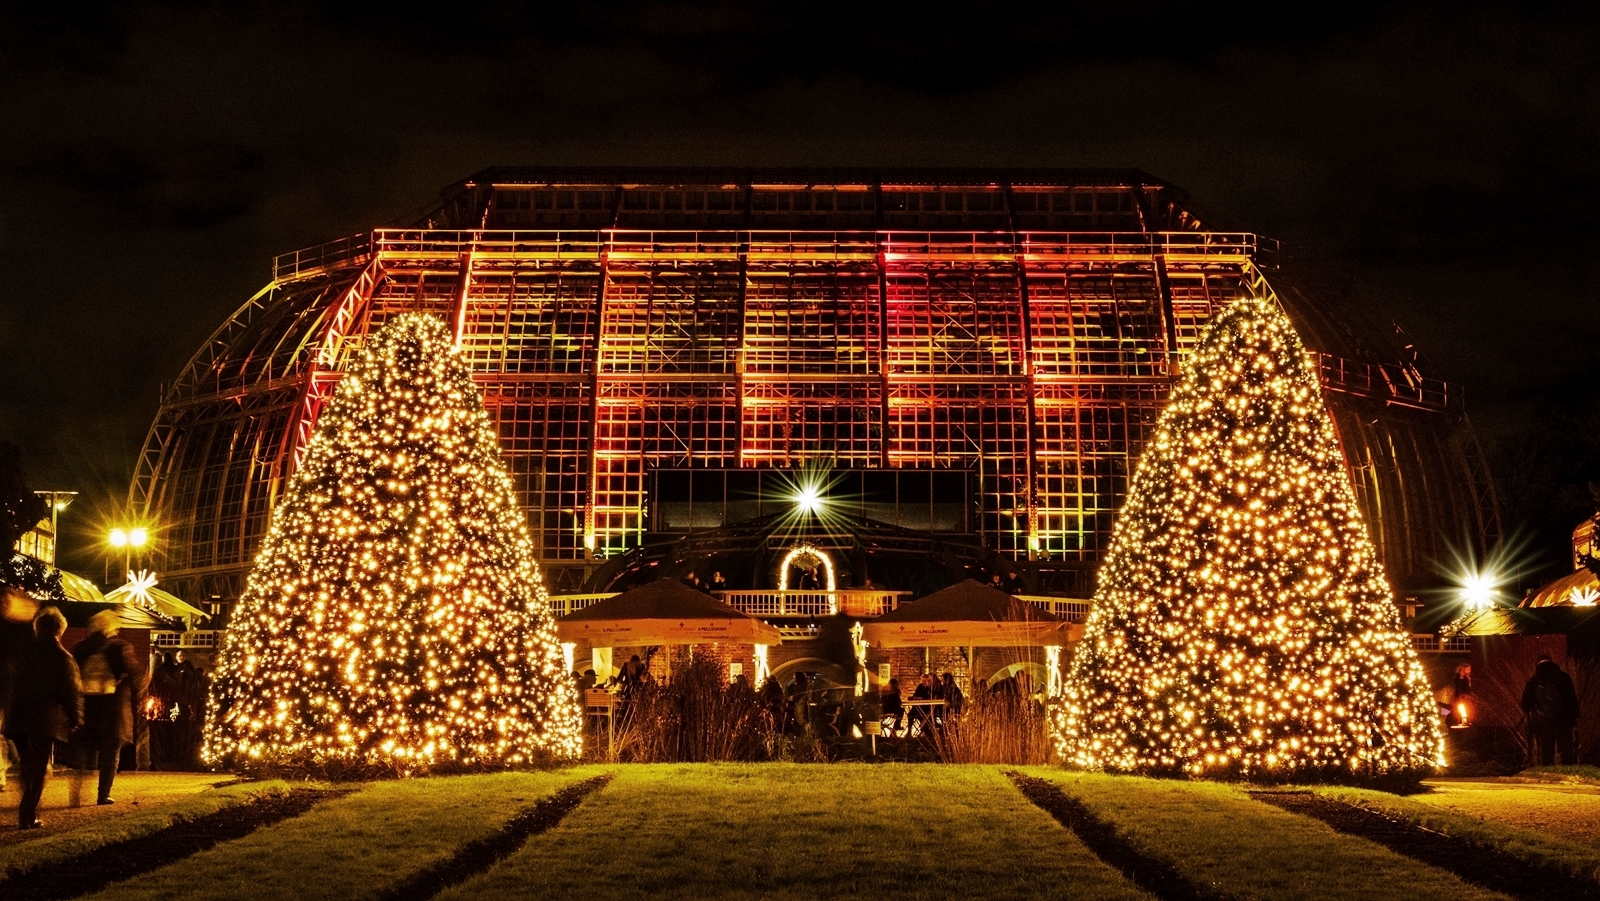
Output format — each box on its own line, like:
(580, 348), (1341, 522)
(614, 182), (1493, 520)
(205, 314), (582, 771)
(1054, 298), (1444, 779)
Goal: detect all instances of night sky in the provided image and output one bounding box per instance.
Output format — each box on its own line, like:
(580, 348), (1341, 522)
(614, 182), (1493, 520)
(2, 3), (1596, 583)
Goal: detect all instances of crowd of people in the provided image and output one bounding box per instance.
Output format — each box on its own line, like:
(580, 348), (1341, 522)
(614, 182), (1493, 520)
(1, 607), (146, 829)
(0, 605), (218, 829)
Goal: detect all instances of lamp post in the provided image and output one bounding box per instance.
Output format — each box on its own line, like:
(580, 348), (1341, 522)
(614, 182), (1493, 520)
(107, 526), (149, 584)
(31, 490), (76, 566)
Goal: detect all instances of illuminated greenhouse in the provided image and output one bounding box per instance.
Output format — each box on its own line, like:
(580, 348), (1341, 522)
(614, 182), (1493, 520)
(132, 167), (1498, 620)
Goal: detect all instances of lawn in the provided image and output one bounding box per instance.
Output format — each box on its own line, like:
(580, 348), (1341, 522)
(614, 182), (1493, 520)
(80, 769), (605, 901)
(15, 764), (1598, 900)
(1018, 769), (1512, 901)
(1404, 778), (1600, 846)
(1318, 784), (1600, 885)
(436, 764), (1151, 901)
(0, 778), (293, 882)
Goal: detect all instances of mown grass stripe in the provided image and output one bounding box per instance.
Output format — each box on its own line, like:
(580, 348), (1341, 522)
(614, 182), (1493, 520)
(373, 774), (611, 901)
(1019, 768), (1510, 901)
(3, 789), (346, 901)
(1009, 772), (1212, 901)
(1252, 790), (1600, 901)
(434, 764), (1152, 901)
(1316, 785), (1600, 885)
(0, 781), (295, 883)
(78, 769), (606, 901)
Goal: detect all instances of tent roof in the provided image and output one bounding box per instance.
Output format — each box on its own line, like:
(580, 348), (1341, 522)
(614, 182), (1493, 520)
(562, 578), (755, 622)
(60, 600), (173, 630)
(1452, 605), (1600, 637)
(102, 582), (210, 620)
(1523, 569), (1600, 609)
(58, 571), (105, 604)
(872, 580), (1062, 625)
(557, 578), (783, 646)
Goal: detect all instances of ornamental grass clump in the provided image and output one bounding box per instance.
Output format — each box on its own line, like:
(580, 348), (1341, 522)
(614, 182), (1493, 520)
(606, 655), (774, 763)
(930, 689), (1051, 765)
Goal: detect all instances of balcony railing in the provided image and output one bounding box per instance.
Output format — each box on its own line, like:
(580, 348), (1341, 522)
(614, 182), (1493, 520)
(549, 589), (909, 619)
(1014, 595), (1093, 623)
(546, 593), (619, 618)
(550, 589), (1094, 623)
(272, 228), (1275, 283)
(716, 590), (908, 618)
(1317, 354), (1461, 415)
(1411, 634), (1472, 653)
(152, 630), (220, 650)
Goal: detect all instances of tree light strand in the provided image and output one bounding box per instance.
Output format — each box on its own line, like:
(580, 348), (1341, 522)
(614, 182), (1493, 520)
(1054, 298), (1444, 779)
(205, 314), (582, 770)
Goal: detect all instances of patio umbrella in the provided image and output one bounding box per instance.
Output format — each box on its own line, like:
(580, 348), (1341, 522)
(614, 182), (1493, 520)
(557, 579), (783, 646)
(861, 580), (1068, 648)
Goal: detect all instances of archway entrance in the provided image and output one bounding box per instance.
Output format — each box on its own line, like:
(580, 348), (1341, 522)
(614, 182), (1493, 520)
(777, 543), (837, 592)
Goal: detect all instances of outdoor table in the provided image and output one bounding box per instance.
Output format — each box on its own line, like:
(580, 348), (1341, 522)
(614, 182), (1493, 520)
(902, 698), (945, 736)
(586, 688), (617, 753)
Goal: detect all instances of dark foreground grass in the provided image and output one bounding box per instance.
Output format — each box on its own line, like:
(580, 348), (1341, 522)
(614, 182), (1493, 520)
(81, 769), (604, 901)
(0, 781), (294, 883)
(1019, 769), (1512, 901)
(1318, 786), (1600, 886)
(1525, 765), (1600, 785)
(436, 764), (1153, 901)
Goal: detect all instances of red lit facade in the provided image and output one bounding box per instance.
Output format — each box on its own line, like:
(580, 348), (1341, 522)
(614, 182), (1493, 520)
(133, 168), (1498, 605)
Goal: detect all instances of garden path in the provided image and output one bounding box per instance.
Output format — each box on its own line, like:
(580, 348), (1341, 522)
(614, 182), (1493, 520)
(0, 773), (231, 846)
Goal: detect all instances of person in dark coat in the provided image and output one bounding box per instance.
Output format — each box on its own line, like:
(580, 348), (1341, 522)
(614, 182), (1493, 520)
(72, 610), (147, 804)
(881, 678), (904, 734)
(908, 673), (935, 733)
(941, 672), (964, 717)
(3, 607), (81, 828)
(1521, 654), (1580, 766)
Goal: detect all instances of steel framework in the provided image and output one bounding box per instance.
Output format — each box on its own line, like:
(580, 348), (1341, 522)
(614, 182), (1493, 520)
(133, 169), (1498, 604)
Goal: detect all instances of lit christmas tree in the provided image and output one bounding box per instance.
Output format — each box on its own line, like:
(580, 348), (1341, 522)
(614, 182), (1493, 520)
(206, 314), (581, 772)
(1055, 298), (1443, 781)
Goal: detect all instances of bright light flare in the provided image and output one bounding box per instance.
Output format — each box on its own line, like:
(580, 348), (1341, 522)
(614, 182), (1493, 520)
(1458, 570), (1499, 611)
(109, 528), (128, 548)
(793, 483), (823, 516)
(129, 527), (149, 548)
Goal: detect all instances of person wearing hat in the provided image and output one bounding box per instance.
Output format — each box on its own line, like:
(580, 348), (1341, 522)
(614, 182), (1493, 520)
(3, 606), (81, 828)
(72, 610), (147, 805)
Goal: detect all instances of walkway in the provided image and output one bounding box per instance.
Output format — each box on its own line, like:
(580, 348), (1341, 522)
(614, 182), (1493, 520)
(1, 772), (230, 845)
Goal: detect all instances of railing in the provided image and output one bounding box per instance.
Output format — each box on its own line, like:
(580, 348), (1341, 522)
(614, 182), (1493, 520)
(271, 233), (372, 281)
(271, 229), (1275, 283)
(1318, 354), (1461, 415)
(379, 230), (605, 263)
(1412, 634), (1472, 653)
(715, 590), (908, 618)
(152, 630), (220, 650)
(548, 589), (908, 619)
(1015, 595), (1093, 623)
(547, 593), (617, 618)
